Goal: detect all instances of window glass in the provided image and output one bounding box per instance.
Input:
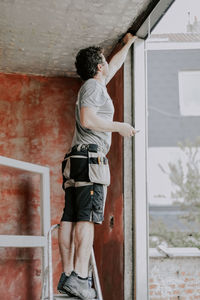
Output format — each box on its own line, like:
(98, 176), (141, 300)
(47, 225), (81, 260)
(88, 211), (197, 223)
(146, 0), (200, 298)
(179, 71), (200, 116)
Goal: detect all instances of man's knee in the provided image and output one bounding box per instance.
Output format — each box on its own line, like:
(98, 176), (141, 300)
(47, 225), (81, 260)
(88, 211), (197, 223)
(59, 221), (75, 246)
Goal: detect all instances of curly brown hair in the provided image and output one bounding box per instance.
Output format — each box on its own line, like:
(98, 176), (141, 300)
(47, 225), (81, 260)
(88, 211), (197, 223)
(75, 46), (104, 81)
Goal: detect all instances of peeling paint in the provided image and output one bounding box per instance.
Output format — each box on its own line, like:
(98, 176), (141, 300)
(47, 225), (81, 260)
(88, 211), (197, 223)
(0, 67), (124, 300)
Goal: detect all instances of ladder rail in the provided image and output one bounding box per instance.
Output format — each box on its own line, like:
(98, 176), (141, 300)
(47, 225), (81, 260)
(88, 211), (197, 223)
(41, 265), (49, 299)
(91, 249), (103, 300)
(48, 224), (59, 300)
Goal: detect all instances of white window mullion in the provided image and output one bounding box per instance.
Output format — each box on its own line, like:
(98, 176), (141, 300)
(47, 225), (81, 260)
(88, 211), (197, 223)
(133, 38), (149, 300)
(124, 47), (134, 300)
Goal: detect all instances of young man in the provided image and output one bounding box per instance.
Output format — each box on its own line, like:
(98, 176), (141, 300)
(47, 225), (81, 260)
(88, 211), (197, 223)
(57, 33), (138, 299)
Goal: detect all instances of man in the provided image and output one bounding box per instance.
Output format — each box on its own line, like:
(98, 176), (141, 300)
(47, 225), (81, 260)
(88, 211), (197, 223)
(57, 33), (138, 299)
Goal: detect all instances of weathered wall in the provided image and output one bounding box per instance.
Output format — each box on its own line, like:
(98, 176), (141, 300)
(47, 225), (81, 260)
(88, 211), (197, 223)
(149, 257), (200, 299)
(94, 65), (124, 300)
(0, 68), (124, 300)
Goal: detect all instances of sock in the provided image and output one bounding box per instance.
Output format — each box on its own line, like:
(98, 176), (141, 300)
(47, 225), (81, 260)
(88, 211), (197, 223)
(78, 275), (88, 280)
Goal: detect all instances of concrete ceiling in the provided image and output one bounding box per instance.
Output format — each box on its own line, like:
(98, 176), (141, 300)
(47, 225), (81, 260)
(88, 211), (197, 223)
(0, 0), (153, 77)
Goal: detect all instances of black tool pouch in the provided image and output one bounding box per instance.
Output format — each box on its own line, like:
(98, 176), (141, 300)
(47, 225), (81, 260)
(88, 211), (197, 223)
(62, 149), (89, 190)
(88, 151), (110, 186)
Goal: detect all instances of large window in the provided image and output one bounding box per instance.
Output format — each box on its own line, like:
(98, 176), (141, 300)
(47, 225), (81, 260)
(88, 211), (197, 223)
(145, 0), (200, 298)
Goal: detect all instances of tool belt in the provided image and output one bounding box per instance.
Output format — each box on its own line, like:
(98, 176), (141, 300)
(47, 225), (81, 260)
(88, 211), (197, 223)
(62, 144), (110, 189)
(71, 143), (100, 153)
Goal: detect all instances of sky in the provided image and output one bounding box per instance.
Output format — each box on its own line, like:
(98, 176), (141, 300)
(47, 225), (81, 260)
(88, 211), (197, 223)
(152, 0), (200, 34)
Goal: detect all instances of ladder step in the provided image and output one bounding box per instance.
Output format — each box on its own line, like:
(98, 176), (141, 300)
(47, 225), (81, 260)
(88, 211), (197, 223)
(54, 296), (79, 300)
(53, 295), (98, 300)
(54, 295), (78, 299)
(43, 295), (81, 300)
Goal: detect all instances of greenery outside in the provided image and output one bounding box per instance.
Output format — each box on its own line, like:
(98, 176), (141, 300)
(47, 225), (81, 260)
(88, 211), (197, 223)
(149, 136), (200, 248)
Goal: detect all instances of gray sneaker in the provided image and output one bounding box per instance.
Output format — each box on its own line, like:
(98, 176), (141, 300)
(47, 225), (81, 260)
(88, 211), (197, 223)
(63, 271), (96, 300)
(57, 272), (74, 297)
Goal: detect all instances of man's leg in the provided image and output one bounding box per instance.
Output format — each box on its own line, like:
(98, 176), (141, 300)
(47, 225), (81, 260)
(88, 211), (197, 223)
(63, 220), (96, 299)
(58, 221), (75, 275)
(74, 221), (94, 278)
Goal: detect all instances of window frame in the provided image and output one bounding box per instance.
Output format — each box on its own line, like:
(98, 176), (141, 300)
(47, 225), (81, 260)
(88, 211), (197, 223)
(133, 38), (149, 300)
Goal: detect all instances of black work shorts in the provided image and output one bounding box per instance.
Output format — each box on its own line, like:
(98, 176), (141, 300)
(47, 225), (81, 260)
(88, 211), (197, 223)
(60, 145), (108, 224)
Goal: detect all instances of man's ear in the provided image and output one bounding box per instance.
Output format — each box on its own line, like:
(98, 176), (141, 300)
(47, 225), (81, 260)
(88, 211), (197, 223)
(97, 63), (102, 72)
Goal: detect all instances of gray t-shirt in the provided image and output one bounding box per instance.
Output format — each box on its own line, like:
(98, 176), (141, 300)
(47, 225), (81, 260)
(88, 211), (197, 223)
(71, 78), (115, 155)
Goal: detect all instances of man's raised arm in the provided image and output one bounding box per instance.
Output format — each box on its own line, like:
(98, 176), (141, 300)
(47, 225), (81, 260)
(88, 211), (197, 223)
(105, 33), (137, 85)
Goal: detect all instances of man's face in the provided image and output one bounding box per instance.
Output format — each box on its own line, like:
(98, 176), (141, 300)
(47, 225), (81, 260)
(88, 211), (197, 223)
(99, 54), (109, 78)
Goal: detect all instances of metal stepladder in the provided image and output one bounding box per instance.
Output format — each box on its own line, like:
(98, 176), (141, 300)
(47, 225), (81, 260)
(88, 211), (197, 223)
(41, 224), (103, 300)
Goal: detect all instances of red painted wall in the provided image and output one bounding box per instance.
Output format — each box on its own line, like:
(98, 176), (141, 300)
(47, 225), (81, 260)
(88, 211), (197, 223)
(0, 66), (124, 300)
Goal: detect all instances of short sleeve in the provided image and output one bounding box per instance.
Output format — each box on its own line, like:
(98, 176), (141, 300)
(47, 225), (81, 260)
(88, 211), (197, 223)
(80, 81), (106, 109)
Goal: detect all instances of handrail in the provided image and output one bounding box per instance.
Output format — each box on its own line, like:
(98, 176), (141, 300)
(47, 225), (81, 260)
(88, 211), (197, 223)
(0, 155), (49, 173)
(0, 155), (51, 299)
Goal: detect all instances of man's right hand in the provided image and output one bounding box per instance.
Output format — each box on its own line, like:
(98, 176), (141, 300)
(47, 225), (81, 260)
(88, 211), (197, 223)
(117, 122), (138, 137)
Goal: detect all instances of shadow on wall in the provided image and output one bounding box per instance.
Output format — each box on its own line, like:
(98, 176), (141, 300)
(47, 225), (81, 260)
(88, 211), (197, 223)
(0, 167), (42, 299)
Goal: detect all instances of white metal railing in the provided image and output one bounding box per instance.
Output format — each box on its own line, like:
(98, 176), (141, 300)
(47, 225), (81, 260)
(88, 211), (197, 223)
(0, 155), (51, 298)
